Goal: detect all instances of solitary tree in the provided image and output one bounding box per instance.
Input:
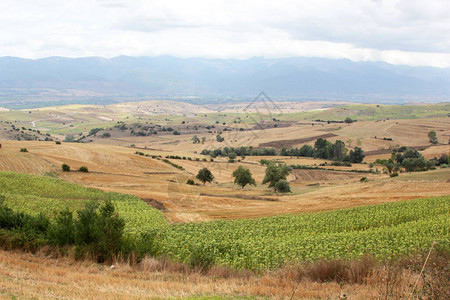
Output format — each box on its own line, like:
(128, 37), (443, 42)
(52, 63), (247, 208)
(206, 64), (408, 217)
(196, 168), (214, 184)
(192, 135), (200, 144)
(262, 163), (290, 188)
(232, 166), (256, 188)
(428, 131), (438, 144)
(274, 179), (291, 193)
(62, 163), (70, 172)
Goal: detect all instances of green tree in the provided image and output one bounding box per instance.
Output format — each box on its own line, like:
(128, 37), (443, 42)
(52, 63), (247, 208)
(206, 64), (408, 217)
(216, 134), (224, 142)
(344, 117), (354, 124)
(331, 140), (347, 161)
(232, 166), (256, 188)
(192, 135), (200, 144)
(428, 131), (437, 144)
(348, 147), (365, 163)
(61, 163), (70, 172)
(262, 163), (290, 188)
(196, 168), (214, 184)
(274, 179), (291, 193)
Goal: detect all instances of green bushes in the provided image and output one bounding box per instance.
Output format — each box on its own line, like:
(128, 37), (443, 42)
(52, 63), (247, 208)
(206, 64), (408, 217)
(274, 179), (290, 193)
(79, 166), (88, 173)
(61, 163), (70, 172)
(19, 148), (28, 152)
(0, 198), (125, 262)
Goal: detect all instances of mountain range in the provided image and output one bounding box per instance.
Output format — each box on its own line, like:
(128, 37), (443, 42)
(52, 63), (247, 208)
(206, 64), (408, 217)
(1, 56), (449, 108)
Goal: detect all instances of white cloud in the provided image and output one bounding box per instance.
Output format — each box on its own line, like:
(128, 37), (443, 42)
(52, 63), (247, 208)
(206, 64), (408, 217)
(0, 0), (449, 67)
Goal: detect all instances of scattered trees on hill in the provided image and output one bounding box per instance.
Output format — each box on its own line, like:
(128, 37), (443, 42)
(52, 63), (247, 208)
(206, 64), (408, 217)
(196, 168), (214, 184)
(232, 166), (256, 188)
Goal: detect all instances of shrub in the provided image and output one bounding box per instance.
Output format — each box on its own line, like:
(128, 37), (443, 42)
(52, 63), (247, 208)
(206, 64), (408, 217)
(441, 164), (448, 169)
(55, 141), (61, 145)
(390, 172), (399, 177)
(19, 148), (28, 152)
(61, 163), (70, 172)
(360, 177), (368, 182)
(186, 179), (195, 185)
(79, 166), (89, 173)
(274, 180), (291, 193)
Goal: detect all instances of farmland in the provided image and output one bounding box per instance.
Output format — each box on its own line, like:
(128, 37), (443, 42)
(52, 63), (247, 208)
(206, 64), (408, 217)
(1, 170), (448, 271)
(0, 100), (450, 298)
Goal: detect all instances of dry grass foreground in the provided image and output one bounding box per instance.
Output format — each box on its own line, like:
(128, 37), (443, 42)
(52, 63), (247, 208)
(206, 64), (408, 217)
(1, 140), (449, 223)
(0, 249), (436, 299)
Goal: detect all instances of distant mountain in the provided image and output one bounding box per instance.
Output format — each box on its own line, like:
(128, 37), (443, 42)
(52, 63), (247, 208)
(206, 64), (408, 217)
(1, 55), (449, 107)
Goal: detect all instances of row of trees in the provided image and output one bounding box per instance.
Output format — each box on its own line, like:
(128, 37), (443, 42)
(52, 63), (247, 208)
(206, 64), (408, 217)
(201, 138), (365, 163)
(195, 162), (291, 193)
(376, 149), (447, 173)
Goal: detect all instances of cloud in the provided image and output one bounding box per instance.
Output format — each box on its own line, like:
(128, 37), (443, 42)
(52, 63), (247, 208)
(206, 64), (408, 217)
(0, 0), (449, 67)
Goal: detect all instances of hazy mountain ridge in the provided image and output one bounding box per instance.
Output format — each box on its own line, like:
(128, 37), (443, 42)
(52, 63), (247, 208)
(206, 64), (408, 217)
(1, 56), (450, 107)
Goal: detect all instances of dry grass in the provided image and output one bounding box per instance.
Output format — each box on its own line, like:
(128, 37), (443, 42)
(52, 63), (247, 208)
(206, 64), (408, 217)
(2, 249), (445, 299)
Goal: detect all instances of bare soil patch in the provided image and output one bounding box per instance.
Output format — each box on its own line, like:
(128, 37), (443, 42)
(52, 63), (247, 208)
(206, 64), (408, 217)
(258, 133), (337, 149)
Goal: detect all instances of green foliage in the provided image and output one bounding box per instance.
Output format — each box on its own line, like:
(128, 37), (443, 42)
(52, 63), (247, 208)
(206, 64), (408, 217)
(360, 177), (368, 182)
(186, 179), (195, 185)
(191, 135), (200, 144)
(55, 141), (61, 144)
(262, 163), (290, 188)
(274, 179), (290, 193)
(216, 134), (224, 142)
(160, 196), (450, 270)
(390, 172), (399, 177)
(348, 147), (365, 163)
(196, 168), (214, 184)
(19, 148), (28, 152)
(61, 163), (70, 172)
(49, 208), (75, 246)
(232, 166), (256, 188)
(79, 166), (88, 173)
(428, 131), (438, 144)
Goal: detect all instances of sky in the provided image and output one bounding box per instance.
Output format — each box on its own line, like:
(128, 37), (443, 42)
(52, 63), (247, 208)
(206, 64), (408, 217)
(1, 0), (449, 67)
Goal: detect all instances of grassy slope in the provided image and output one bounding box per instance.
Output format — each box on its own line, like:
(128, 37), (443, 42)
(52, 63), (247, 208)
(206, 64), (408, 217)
(0, 171), (167, 236)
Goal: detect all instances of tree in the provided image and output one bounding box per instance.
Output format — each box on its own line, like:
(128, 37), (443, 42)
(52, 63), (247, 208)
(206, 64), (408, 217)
(344, 117), (354, 124)
(192, 135), (200, 144)
(201, 137), (206, 144)
(331, 140), (347, 161)
(428, 131), (438, 144)
(274, 180), (291, 193)
(62, 163), (70, 172)
(216, 134), (224, 142)
(348, 147), (365, 163)
(196, 168), (214, 184)
(232, 166), (256, 188)
(79, 166), (88, 172)
(262, 163), (290, 188)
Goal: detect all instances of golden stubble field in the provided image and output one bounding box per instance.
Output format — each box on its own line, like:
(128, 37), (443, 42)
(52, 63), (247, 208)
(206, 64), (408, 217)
(1, 139), (449, 223)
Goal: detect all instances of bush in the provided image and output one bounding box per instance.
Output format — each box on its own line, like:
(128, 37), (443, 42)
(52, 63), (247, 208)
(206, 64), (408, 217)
(61, 163), (70, 172)
(55, 141), (61, 145)
(79, 166), (89, 173)
(441, 164), (448, 169)
(186, 179), (195, 185)
(19, 148), (28, 152)
(390, 172), (399, 177)
(274, 180), (291, 193)
(360, 177), (368, 182)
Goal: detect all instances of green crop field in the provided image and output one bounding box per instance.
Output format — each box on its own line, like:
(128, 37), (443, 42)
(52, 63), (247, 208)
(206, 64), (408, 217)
(0, 171), (168, 236)
(0, 171), (448, 271)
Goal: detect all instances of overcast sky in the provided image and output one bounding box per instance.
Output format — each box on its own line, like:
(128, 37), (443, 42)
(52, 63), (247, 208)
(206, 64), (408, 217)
(1, 0), (449, 67)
